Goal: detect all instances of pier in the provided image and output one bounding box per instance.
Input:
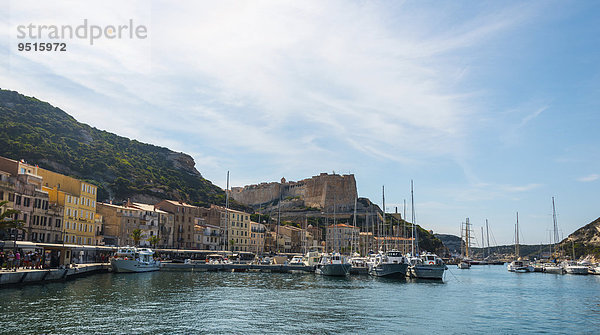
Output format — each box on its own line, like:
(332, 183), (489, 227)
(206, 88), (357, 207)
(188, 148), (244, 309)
(0, 263), (109, 287)
(161, 262), (315, 273)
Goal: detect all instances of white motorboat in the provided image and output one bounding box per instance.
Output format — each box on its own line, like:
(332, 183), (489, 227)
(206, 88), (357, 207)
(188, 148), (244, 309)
(408, 252), (447, 280)
(507, 260), (534, 272)
(315, 252), (351, 276)
(458, 261), (471, 269)
(369, 250), (409, 278)
(562, 261), (589, 275)
(543, 263), (565, 274)
(289, 255), (304, 266)
(302, 250), (322, 267)
(349, 256), (369, 275)
(110, 246), (160, 273)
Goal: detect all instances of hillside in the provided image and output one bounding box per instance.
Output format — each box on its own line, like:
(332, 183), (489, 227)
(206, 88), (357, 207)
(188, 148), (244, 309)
(559, 216), (600, 260)
(435, 234), (462, 255)
(0, 89), (225, 206)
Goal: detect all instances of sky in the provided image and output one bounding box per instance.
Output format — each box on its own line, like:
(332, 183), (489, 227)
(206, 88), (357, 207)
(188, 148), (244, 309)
(1, 1), (599, 246)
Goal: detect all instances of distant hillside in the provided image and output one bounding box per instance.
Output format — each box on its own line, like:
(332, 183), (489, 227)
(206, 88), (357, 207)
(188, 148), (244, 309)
(559, 216), (600, 260)
(0, 89), (225, 206)
(435, 234), (462, 254)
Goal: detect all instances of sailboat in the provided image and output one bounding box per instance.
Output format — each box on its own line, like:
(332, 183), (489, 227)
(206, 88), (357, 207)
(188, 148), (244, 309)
(316, 195), (351, 277)
(458, 218), (472, 269)
(507, 212), (534, 272)
(406, 180), (447, 280)
(543, 197), (565, 274)
(369, 186), (410, 278)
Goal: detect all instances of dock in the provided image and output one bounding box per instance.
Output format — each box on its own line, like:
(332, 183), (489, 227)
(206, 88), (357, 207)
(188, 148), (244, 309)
(0, 263), (109, 287)
(161, 262), (315, 273)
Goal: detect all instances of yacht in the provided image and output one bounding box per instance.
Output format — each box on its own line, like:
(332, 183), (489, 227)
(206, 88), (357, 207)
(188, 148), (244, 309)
(458, 260), (471, 269)
(302, 250), (322, 268)
(289, 255), (304, 266)
(349, 256), (369, 275)
(408, 252), (447, 280)
(543, 262), (565, 274)
(369, 250), (409, 278)
(110, 246), (160, 273)
(507, 260), (534, 272)
(562, 261), (589, 275)
(315, 252), (351, 276)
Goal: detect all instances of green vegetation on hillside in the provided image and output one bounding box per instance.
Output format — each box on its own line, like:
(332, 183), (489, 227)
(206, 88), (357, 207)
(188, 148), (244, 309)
(0, 89), (224, 206)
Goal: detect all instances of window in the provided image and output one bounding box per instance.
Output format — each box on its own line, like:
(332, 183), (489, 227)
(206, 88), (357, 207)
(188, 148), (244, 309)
(15, 195), (21, 205)
(82, 184), (85, 191)
(56, 219), (61, 228)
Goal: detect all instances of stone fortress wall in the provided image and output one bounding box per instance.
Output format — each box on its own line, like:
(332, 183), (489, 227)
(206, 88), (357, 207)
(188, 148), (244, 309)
(231, 173), (358, 212)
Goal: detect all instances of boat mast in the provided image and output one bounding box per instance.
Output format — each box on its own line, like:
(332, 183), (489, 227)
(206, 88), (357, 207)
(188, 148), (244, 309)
(382, 185), (385, 252)
(352, 195), (357, 256)
(485, 219), (490, 259)
(225, 171), (230, 252)
(411, 180), (416, 255)
(552, 196), (558, 258)
(481, 226), (484, 259)
(276, 183), (281, 254)
(515, 212), (520, 259)
(465, 217), (470, 259)
(403, 199), (406, 253)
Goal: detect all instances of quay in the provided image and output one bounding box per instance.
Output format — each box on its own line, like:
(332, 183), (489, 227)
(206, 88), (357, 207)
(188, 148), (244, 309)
(161, 262), (314, 273)
(0, 263), (109, 287)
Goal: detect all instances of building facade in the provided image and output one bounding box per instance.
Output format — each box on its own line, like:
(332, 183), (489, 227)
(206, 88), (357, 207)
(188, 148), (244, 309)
(326, 223), (360, 254)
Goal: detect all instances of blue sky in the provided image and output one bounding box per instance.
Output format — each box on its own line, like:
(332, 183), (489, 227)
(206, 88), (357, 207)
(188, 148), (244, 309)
(1, 1), (599, 245)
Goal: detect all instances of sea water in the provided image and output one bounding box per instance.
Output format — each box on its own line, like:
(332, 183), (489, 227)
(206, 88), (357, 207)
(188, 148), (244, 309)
(1, 265), (600, 334)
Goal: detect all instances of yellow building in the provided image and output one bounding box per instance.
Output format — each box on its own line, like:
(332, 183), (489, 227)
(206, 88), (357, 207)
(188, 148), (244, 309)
(39, 168), (98, 245)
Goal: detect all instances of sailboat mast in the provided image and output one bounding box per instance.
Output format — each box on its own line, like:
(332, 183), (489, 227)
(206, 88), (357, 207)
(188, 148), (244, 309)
(276, 183), (281, 253)
(403, 199), (406, 253)
(515, 212), (520, 258)
(352, 196), (357, 255)
(411, 180), (416, 255)
(225, 171), (230, 252)
(382, 185), (385, 252)
(486, 219), (490, 259)
(466, 218), (470, 259)
(552, 196), (558, 257)
(481, 226), (484, 259)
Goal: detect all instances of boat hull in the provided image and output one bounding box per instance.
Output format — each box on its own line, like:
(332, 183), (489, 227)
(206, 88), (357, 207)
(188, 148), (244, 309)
(316, 263), (351, 276)
(110, 259), (160, 273)
(349, 266), (369, 275)
(565, 266), (589, 275)
(370, 263), (408, 278)
(544, 266), (565, 274)
(458, 262), (471, 269)
(409, 265), (446, 280)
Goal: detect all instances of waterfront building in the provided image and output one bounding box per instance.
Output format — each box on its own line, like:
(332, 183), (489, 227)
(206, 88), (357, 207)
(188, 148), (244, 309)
(97, 202), (169, 247)
(201, 205), (252, 252)
(155, 200), (204, 249)
(193, 221), (221, 250)
(128, 202), (174, 248)
(250, 221), (266, 254)
(326, 223), (360, 254)
(39, 168), (98, 246)
(0, 158), (64, 244)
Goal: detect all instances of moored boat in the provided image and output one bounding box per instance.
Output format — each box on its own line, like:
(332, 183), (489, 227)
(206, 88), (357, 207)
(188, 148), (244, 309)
(562, 261), (589, 275)
(507, 260), (534, 272)
(408, 252), (447, 280)
(315, 252), (351, 276)
(369, 250), (409, 278)
(110, 246), (160, 273)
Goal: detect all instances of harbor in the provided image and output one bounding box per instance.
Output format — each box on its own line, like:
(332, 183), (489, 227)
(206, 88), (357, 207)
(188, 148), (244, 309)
(2, 265), (600, 334)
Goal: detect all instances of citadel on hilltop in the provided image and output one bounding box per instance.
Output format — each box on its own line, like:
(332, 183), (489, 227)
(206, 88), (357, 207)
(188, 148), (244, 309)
(231, 173), (358, 213)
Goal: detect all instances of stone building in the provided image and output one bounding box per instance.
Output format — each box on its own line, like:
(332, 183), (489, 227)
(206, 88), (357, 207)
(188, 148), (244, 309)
(231, 173), (358, 212)
(193, 221), (221, 250)
(250, 222), (266, 254)
(155, 200), (203, 249)
(326, 223), (360, 254)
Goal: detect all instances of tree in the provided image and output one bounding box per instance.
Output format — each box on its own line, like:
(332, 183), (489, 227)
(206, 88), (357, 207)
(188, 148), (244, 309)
(147, 235), (160, 249)
(131, 228), (143, 246)
(0, 200), (24, 235)
(229, 239), (236, 252)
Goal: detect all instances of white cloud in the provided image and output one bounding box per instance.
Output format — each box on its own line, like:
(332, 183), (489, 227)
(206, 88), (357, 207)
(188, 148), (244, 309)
(578, 174), (599, 182)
